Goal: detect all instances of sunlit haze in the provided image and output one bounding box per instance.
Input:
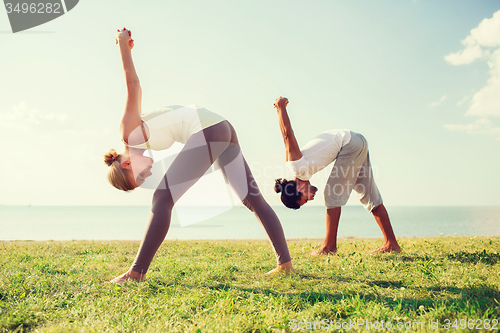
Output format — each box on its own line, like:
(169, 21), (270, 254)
(1, 1), (499, 206)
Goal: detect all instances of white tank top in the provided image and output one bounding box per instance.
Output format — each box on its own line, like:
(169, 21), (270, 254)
(125, 105), (226, 151)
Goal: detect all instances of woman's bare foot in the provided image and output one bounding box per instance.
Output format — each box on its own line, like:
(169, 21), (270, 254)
(108, 269), (146, 283)
(310, 246), (337, 256)
(372, 240), (401, 253)
(265, 261), (295, 276)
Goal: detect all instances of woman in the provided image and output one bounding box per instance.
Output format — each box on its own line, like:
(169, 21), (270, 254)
(105, 28), (294, 282)
(273, 96), (401, 255)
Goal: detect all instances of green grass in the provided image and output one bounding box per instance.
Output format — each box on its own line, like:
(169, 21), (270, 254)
(1, 236), (499, 332)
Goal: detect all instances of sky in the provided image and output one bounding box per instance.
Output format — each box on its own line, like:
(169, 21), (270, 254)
(0, 0), (499, 207)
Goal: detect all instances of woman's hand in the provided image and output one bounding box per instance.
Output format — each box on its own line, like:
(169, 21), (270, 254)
(115, 27), (134, 50)
(273, 96), (289, 110)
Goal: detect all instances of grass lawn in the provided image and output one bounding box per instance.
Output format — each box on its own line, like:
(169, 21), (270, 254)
(1, 236), (499, 332)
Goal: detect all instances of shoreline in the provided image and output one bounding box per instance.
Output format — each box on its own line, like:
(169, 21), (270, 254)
(2, 235), (499, 243)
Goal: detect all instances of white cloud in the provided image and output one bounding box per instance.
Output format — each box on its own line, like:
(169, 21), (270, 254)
(445, 11), (500, 65)
(0, 101), (71, 132)
(444, 118), (500, 138)
(444, 44), (484, 65)
(0, 101), (120, 205)
(466, 11), (500, 48)
(457, 94), (472, 107)
(465, 48), (500, 117)
(445, 10), (500, 139)
(444, 118), (490, 133)
(430, 95), (447, 107)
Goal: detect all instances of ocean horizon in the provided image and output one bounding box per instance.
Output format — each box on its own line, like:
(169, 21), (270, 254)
(1, 205), (499, 241)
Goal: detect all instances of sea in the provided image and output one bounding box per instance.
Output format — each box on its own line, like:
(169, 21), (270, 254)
(1, 205), (499, 241)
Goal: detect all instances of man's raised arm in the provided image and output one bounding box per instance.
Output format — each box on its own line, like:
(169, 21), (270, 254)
(274, 97), (303, 162)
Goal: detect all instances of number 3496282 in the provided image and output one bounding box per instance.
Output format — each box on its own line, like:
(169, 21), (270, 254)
(443, 319), (498, 330)
(5, 3), (62, 14)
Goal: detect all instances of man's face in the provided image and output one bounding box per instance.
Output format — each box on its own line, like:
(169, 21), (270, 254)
(296, 180), (318, 206)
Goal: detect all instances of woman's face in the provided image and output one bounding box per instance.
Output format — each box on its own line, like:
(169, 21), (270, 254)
(125, 153), (154, 188)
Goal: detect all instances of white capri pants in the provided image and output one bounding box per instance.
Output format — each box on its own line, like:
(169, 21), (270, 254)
(324, 132), (383, 212)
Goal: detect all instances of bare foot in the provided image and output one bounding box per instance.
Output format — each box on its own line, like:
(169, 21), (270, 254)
(372, 241), (401, 254)
(265, 261), (295, 276)
(310, 246), (337, 256)
(108, 269), (146, 283)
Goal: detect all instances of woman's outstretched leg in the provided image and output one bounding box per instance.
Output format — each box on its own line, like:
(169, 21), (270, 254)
(215, 124), (293, 274)
(130, 189), (175, 275)
(110, 190), (174, 282)
(241, 161), (294, 274)
(240, 161), (292, 264)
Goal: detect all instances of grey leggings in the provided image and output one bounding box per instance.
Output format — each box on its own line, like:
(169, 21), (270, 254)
(131, 121), (291, 273)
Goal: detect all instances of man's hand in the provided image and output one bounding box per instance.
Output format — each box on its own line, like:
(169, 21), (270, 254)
(274, 96), (289, 110)
(115, 27), (134, 50)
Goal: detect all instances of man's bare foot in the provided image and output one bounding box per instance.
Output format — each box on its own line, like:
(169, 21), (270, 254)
(310, 246), (337, 256)
(108, 269), (146, 283)
(372, 241), (401, 253)
(265, 261), (295, 276)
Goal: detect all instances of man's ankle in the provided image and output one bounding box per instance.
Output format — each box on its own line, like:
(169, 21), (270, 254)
(129, 269), (146, 280)
(322, 242), (337, 251)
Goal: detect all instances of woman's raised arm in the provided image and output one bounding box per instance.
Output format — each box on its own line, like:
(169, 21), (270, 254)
(115, 28), (146, 144)
(274, 97), (303, 162)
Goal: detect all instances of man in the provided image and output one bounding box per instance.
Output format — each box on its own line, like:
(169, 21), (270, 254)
(273, 96), (401, 254)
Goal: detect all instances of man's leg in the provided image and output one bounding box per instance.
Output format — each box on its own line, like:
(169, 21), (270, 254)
(352, 134), (401, 253)
(312, 207), (341, 255)
(371, 204), (401, 253)
(320, 132), (368, 255)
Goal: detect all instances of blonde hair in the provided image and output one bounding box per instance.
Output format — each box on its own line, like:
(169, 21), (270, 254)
(104, 149), (135, 192)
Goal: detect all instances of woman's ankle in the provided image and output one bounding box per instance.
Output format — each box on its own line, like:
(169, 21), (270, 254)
(278, 261), (295, 274)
